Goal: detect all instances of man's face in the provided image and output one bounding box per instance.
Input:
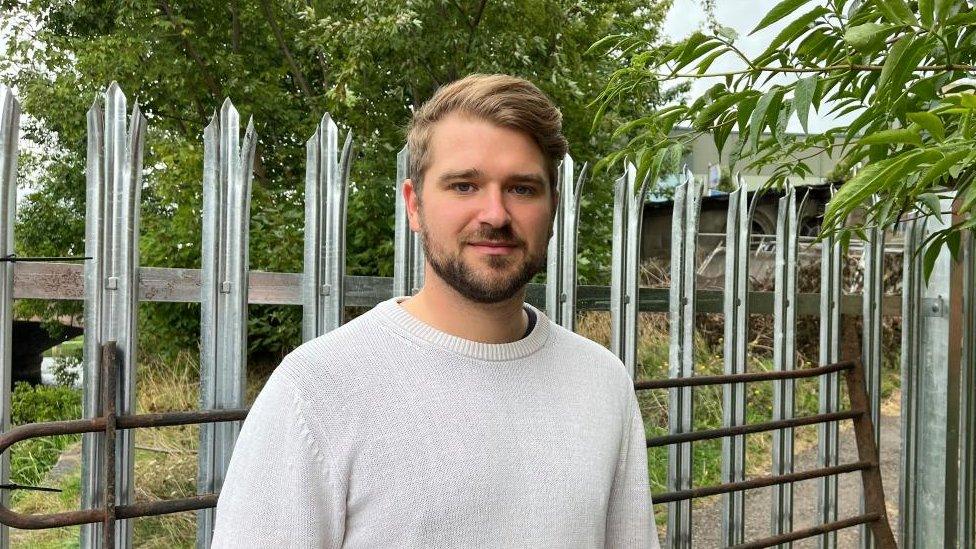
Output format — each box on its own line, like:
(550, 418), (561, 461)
(405, 112), (558, 304)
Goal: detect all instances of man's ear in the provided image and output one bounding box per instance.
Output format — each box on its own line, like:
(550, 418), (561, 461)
(404, 178), (421, 232)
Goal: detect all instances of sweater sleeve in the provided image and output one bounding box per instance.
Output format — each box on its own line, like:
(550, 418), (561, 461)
(605, 391), (661, 548)
(211, 371), (344, 548)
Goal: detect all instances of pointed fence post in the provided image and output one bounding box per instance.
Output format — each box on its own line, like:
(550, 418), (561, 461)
(666, 167), (701, 549)
(771, 183), (798, 544)
(720, 175), (748, 546)
(898, 214), (924, 547)
(545, 155), (587, 330)
(0, 84), (20, 549)
(81, 83), (146, 549)
(303, 114), (352, 340)
(898, 193), (970, 548)
(862, 200), (886, 419)
(196, 99), (256, 548)
(818, 185), (843, 549)
(394, 145), (424, 298)
(610, 162), (651, 378)
(862, 195), (886, 438)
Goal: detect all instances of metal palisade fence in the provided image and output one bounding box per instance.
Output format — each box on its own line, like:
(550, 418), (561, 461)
(1, 83), (975, 548)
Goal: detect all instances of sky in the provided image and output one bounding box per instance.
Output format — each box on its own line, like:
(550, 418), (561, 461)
(661, 0), (859, 134)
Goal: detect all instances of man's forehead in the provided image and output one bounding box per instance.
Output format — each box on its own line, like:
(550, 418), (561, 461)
(425, 116), (548, 179)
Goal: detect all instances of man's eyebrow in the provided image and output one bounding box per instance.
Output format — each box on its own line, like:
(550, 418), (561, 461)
(438, 169), (482, 182)
(506, 173), (547, 186)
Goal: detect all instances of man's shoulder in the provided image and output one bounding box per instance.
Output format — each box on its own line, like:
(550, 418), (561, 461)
(273, 306), (395, 391)
(550, 322), (619, 359)
(545, 321), (631, 384)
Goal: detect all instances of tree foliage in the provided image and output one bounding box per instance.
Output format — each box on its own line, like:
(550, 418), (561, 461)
(595, 0), (976, 277)
(2, 0), (677, 357)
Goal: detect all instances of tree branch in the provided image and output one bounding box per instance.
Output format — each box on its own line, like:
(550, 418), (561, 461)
(230, 0), (241, 52)
(157, 0), (225, 101)
(464, 0), (488, 56)
(659, 63), (976, 79)
(260, 0), (314, 99)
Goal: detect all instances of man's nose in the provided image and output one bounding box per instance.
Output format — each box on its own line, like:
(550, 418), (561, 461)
(476, 187), (511, 227)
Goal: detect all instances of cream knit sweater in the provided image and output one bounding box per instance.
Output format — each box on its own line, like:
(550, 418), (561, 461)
(212, 296), (659, 548)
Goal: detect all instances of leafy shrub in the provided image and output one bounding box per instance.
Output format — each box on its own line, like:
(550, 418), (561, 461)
(9, 383), (82, 487)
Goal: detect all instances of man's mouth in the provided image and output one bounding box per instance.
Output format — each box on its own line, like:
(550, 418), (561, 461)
(468, 241), (519, 255)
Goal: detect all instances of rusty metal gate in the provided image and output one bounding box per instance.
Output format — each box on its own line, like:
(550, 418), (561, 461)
(0, 342), (246, 544)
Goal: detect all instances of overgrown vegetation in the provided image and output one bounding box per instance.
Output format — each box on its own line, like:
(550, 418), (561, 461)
(9, 383), (81, 489)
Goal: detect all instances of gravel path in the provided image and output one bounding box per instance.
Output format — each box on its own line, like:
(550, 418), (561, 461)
(688, 409), (901, 547)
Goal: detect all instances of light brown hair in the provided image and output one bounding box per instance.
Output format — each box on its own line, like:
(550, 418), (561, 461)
(406, 74), (568, 198)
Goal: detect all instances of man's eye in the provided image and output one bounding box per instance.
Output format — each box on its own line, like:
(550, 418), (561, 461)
(513, 185), (535, 195)
(452, 183), (474, 193)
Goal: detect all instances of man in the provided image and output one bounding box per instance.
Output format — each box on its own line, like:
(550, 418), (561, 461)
(212, 74), (658, 548)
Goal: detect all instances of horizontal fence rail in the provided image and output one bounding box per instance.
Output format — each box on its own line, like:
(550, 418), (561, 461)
(11, 261), (904, 315)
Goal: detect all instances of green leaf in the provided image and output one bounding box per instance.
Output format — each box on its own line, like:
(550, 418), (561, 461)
(611, 114), (657, 140)
(923, 237), (943, 281)
(692, 93), (741, 131)
(917, 149), (969, 187)
(906, 111), (945, 141)
(878, 34), (911, 93)
(946, 10), (976, 25)
(843, 23), (894, 53)
(875, 0), (918, 26)
(750, 0), (814, 34)
(946, 230), (962, 261)
(713, 112), (736, 155)
(748, 88), (781, 149)
(761, 6), (829, 57)
(737, 94), (759, 134)
(585, 33), (625, 55)
(794, 76), (817, 133)
(824, 151), (931, 229)
(677, 32), (710, 64)
(877, 35), (930, 102)
(634, 146), (657, 191)
(716, 25), (739, 41)
(858, 128), (922, 146)
(696, 48), (730, 74)
(960, 93), (976, 109)
(919, 192), (944, 223)
(919, 0), (934, 27)
(774, 98), (794, 140)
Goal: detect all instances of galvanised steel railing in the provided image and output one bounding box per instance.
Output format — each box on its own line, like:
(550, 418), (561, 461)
(2, 81), (973, 548)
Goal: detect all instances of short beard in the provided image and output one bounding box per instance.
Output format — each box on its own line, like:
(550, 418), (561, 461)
(418, 213), (547, 304)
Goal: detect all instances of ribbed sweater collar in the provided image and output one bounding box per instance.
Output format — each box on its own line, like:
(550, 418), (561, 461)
(374, 296), (551, 362)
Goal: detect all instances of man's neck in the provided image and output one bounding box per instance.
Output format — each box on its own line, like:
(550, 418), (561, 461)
(398, 274), (529, 344)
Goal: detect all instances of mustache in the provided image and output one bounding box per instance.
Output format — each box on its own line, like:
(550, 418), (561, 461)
(466, 226), (522, 245)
